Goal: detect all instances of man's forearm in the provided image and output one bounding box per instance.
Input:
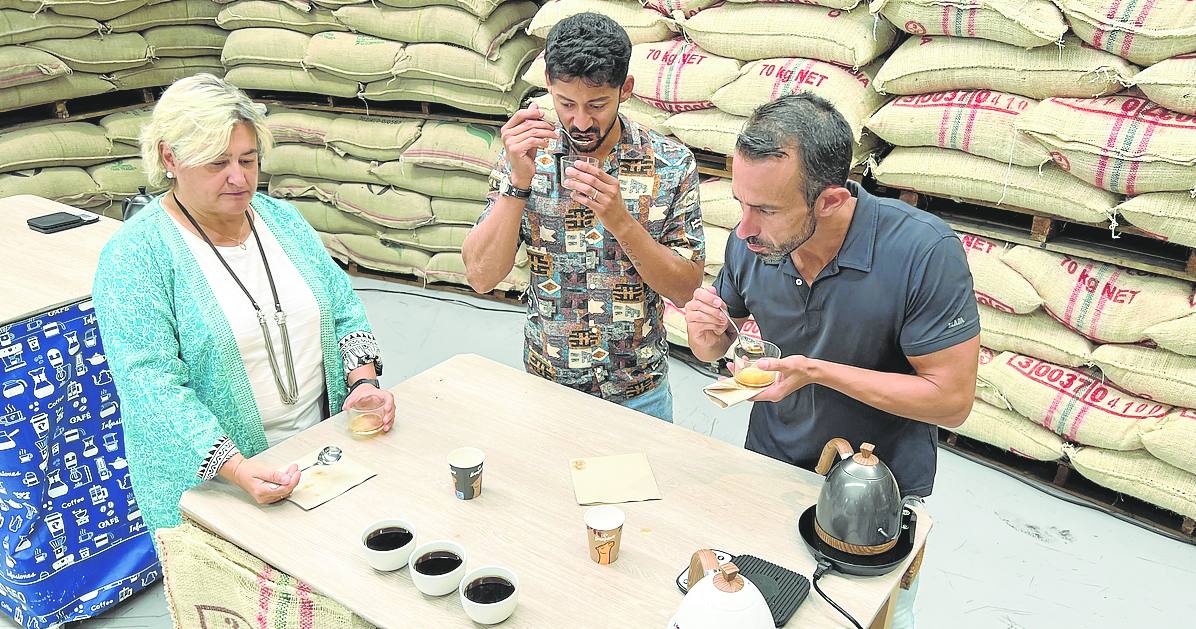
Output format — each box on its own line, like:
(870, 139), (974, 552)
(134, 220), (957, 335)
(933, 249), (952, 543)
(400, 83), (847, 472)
(606, 216), (703, 306)
(462, 197), (524, 293)
(810, 360), (975, 427)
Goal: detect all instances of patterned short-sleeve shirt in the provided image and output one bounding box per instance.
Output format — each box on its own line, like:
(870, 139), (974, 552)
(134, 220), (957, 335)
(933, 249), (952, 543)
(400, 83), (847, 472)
(477, 115), (705, 403)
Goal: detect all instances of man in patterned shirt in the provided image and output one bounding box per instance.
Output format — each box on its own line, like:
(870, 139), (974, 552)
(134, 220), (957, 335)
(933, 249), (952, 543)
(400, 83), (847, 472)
(462, 13), (705, 422)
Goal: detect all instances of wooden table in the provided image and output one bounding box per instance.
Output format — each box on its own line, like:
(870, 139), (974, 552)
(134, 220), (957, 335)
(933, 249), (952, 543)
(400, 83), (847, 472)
(181, 354), (930, 628)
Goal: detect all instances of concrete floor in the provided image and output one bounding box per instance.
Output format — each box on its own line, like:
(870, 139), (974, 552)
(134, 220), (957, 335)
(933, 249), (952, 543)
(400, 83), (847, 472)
(25, 274), (1193, 628)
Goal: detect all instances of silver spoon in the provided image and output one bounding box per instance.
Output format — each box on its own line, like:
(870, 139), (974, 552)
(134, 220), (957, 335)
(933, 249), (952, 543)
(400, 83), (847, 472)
(298, 445), (343, 472)
(725, 308), (762, 355)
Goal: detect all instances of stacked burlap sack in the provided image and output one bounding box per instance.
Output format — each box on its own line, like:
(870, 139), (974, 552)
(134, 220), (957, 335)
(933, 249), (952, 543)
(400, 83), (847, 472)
(218, 0), (539, 115)
(953, 232), (1196, 521)
(261, 107), (530, 291)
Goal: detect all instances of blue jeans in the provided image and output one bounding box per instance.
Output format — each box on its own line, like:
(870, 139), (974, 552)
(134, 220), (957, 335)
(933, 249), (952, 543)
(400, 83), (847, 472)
(620, 382), (673, 423)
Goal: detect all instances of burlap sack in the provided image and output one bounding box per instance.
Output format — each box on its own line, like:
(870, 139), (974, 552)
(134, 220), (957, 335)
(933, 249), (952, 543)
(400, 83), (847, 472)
(302, 32), (405, 83)
(0, 167), (106, 208)
(678, 4), (898, 66)
(291, 197), (379, 236)
(1064, 445), (1196, 519)
(700, 177), (738, 230)
(143, 25), (228, 58)
(268, 174), (340, 204)
(1141, 408), (1196, 475)
(0, 72), (114, 112)
(979, 305), (1096, 368)
(866, 90), (1049, 167)
(643, 0), (725, 19)
(378, 0), (503, 20)
(373, 161), (490, 200)
(1134, 55), (1196, 116)
(958, 233), (1042, 314)
(1016, 95), (1196, 195)
(336, 234), (433, 276)
(158, 522), (376, 629)
(431, 197), (485, 226)
(978, 351), (1169, 449)
(527, 0), (675, 45)
(870, 0), (1067, 48)
(265, 107), (339, 146)
(88, 158), (161, 198)
(528, 92), (673, 135)
(712, 57), (886, 140)
(380, 225), (472, 253)
(334, 183), (435, 230)
(225, 66), (360, 99)
(628, 39), (741, 113)
(400, 120), (501, 176)
(43, 0), (148, 20)
(26, 33), (152, 74)
(320, 231), (352, 263)
(0, 122), (133, 173)
(110, 57), (226, 91)
(1115, 192), (1196, 249)
(1057, 0), (1196, 67)
(99, 106), (151, 149)
(261, 144), (386, 185)
(395, 36), (539, 92)
(704, 225), (729, 274)
(0, 47), (71, 90)
(0, 0), (41, 12)
(334, 1), (535, 59)
(950, 400), (1067, 461)
(1000, 245), (1195, 344)
(360, 78), (533, 117)
(664, 109), (745, 155)
(222, 28), (310, 69)
(1144, 314), (1196, 357)
(0, 9), (99, 45)
(1091, 344), (1196, 409)
(426, 251), (530, 292)
(873, 35), (1140, 99)
(976, 346), (1011, 409)
(324, 116), (423, 162)
(106, 0), (222, 32)
(872, 147), (1117, 224)
(216, 0), (348, 34)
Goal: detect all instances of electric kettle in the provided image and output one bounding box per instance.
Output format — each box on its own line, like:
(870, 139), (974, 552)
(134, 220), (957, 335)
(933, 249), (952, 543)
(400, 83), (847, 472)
(666, 550), (773, 629)
(122, 186), (154, 220)
(813, 438), (915, 556)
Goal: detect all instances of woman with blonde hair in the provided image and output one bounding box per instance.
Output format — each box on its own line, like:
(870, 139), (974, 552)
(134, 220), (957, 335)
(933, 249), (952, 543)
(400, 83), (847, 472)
(92, 74), (395, 535)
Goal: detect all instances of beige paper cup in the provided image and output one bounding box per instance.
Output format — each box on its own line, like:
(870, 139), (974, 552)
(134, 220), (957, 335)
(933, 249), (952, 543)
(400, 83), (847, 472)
(584, 505), (624, 565)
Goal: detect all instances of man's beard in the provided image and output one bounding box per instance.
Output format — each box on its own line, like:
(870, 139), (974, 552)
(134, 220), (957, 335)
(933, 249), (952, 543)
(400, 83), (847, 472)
(746, 209), (817, 264)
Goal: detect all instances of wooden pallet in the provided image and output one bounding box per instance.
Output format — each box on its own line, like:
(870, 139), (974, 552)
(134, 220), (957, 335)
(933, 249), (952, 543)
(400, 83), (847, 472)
(939, 430), (1196, 545)
(246, 90), (508, 128)
(342, 261), (525, 307)
(694, 149), (733, 178)
(0, 87), (159, 131)
(873, 183), (1196, 282)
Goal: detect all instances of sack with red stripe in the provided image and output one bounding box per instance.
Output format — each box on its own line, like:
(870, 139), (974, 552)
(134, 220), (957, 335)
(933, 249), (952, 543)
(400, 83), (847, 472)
(159, 522), (375, 629)
(712, 57), (885, 141)
(1134, 54), (1196, 116)
(958, 233), (1042, 315)
(867, 90), (1048, 167)
(1016, 95), (1196, 195)
(399, 120), (501, 176)
(976, 346), (1011, 409)
(666, 107), (885, 165)
(1064, 445), (1196, 519)
(1116, 192), (1196, 250)
(1000, 246), (1195, 344)
(979, 305), (1095, 368)
(724, 0), (863, 11)
(950, 399), (1067, 461)
(528, 0), (675, 44)
(628, 39), (741, 113)
(1056, 0), (1196, 66)
(1091, 344), (1196, 409)
(870, 0), (1067, 48)
(977, 351), (1170, 449)
(1142, 408), (1196, 475)
(1144, 313), (1196, 357)
(642, 0), (724, 19)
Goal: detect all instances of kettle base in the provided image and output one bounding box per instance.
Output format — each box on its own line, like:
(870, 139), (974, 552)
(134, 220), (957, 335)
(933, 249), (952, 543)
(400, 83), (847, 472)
(797, 505), (917, 577)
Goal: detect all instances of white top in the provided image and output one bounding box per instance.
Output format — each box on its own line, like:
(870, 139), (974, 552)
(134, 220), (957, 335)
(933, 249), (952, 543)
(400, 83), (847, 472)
(176, 212), (327, 447)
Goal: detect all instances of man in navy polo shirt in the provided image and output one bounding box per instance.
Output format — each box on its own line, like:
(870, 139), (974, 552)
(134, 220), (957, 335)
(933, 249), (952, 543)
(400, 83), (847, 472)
(682, 93), (980, 627)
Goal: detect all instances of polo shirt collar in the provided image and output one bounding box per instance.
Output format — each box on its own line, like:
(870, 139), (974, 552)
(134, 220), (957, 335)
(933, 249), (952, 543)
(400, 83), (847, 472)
(835, 181), (878, 273)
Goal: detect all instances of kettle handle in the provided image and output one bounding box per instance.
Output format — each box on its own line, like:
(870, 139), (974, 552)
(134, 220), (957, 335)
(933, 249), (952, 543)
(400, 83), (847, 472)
(686, 549), (720, 590)
(815, 438), (855, 475)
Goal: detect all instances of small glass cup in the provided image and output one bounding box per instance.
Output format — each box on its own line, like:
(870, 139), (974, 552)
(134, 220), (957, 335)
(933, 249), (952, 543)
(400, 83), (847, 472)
(732, 339), (781, 388)
(562, 155), (600, 203)
(348, 394), (386, 436)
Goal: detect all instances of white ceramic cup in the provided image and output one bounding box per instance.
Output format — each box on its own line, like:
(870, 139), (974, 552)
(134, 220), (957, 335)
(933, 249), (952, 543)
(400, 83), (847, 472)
(408, 540), (468, 596)
(360, 519), (417, 572)
(459, 565), (520, 625)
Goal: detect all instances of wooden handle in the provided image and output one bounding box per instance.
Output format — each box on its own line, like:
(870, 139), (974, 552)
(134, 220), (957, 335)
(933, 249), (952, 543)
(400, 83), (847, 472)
(687, 549), (720, 590)
(713, 562), (745, 593)
(815, 438), (855, 475)
(853, 442), (879, 465)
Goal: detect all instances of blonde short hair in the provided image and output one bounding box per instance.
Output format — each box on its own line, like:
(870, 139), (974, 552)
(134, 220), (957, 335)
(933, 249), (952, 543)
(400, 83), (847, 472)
(140, 73), (273, 188)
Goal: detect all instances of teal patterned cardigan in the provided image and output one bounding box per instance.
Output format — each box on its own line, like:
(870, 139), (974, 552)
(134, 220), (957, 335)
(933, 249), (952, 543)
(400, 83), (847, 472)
(92, 193), (379, 535)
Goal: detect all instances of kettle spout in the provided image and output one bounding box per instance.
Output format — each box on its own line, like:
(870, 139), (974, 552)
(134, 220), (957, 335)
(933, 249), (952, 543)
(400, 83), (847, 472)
(814, 438), (855, 475)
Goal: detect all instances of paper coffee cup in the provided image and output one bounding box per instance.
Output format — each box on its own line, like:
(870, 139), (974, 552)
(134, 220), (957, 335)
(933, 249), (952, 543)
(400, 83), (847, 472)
(448, 447), (485, 500)
(584, 506), (624, 565)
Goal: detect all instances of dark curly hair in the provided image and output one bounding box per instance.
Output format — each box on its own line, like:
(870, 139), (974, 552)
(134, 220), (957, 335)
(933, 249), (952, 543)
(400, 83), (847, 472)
(544, 12), (632, 88)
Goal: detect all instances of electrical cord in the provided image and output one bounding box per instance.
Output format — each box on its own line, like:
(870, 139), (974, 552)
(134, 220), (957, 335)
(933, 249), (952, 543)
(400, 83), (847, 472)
(812, 560), (864, 629)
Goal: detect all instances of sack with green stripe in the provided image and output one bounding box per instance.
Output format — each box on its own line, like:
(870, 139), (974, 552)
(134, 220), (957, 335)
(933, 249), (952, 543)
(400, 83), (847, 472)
(88, 158), (162, 198)
(1134, 55), (1196, 116)
(335, 234), (433, 276)
(0, 47), (71, 90)
(431, 198), (485, 226)
(1142, 408), (1196, 476)
(1144, 313), (1196, 358)
(105, 0), (222, 32)
(158, 522), (376, 629)
(1000, 245), (1194, 344)
(100, 106), (152, 149)
(0, 122), (134, 173)
(225, 65), (361, 99)
(261, 144), (386, 185)
(400, 120), (501, 176)
(377, 0), (504, 19)
(1016, 95), (1196, 195)
(143, 25), (228, 58)
(334, 1), (535, 59)
(334, 183), (435, 230)
(1091, 344), (1196, 410)
(394, 36), (540, 92)
(977, 351), (1169, 450)
(216, 0), (348, 34)
(874, 35), (1139, 99)
(222, 28), (310, 69)
(872, 147), (1117, 224)
(360, 77), (533, 117)
(0, 167), (106, 208)
(26, 33), (152, 73)
(291, 197), (380, 236)
(1064, 445), (1196, 520)
(949, 400), (1066, 461)
(712, 57), (885, 141)
(979, 305), (1095, 368)
(1056, 0), (1196, 66)
(110, 57), (226, 91)
(0, 73), (113, 112)
(303, 32), (405, 83)
(869, 0), (1067, 48)
(866, 90), (1048, 167)
(958, 233), (1042, 315)
(41, 0), (148, 21)
(373, 161), (489, 200)
(628, 39), (741, 113)
(0, 9), (99, 45)
(324, 115), (423, 162)
(380, 224), (472, 253)
(528, 0), (675, 45)
(1116, 192), (1196, 250)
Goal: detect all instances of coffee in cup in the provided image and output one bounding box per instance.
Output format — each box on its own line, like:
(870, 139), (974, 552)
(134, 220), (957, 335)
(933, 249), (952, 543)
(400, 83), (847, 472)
(459, 566), (520, 625)
(360, 518), (416, 572)
(409, 540), (468, 596)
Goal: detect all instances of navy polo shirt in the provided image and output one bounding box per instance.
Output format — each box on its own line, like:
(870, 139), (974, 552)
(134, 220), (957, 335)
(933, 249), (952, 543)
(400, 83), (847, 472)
(715, 183), (979, 497)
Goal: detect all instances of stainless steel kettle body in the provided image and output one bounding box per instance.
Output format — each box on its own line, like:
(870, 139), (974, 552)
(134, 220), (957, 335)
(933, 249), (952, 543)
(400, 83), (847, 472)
(813, 438), (911, 555)
(122, 186), (154, 221)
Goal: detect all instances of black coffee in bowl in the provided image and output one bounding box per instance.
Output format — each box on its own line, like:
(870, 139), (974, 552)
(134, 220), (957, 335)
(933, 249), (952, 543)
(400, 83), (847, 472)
(414, 551), (462, 575)
(365, 527), (412, 552)
(464, 577), (515, 604)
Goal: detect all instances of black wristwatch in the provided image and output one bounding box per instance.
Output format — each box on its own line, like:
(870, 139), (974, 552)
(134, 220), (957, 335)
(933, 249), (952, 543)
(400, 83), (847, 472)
(347, 377), (380, 395)
(499, 176), (532, 199)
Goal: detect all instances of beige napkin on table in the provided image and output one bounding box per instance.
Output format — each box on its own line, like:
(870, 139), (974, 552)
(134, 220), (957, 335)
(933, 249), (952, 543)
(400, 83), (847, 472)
(703, 377), (766, 409)
(569, 452), (661, 505)
(285, 447), (376, 511)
